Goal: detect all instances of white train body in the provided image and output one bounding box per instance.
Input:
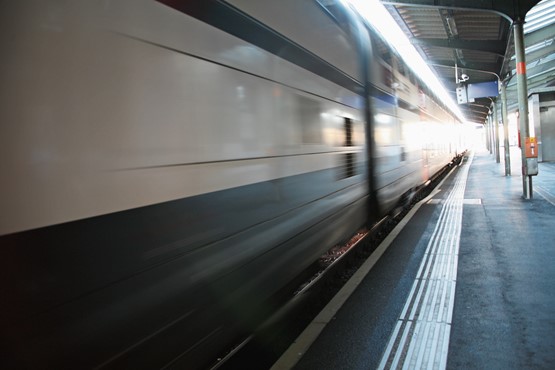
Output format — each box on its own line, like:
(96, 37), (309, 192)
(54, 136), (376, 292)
(0, 1), (463, 368)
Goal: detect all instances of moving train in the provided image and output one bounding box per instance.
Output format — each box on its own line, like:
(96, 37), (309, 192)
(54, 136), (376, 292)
(0, 0), (464, 368)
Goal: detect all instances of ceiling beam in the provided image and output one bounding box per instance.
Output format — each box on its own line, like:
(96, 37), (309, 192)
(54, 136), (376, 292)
(462, 114), (489, 123)
(507, 61), (555, 87)
(411, 38), (506, 56)
(380, 0), (541, 21)
(504, 81), (555, 112)
(524, 23), (555, 47)
(506, 39), (555, 70)
(428, 60), (501, 77)
(506, 67), (555, 91)
(464, 110), (490, 118)
(462, 108), (489, 115)
(459, 104), (490, 119)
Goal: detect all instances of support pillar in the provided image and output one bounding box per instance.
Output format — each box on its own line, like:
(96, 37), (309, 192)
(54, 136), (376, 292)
(485, 116), (491, 152)
(490, 113), (495, 155)
(494, 101), (500, 163)
(489, 114), (494, 154)
(514, 19), (532, 199)
(501, 82), (511, 176)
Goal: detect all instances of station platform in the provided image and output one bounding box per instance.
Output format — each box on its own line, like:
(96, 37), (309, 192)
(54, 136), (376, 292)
(272, 148), (555, 370)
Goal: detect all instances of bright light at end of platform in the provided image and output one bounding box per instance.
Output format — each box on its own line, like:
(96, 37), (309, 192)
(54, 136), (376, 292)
(343, 0), (466, 123)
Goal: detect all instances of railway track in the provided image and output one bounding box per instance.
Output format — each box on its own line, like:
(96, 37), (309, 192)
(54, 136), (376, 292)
(211, 154), (465, 370)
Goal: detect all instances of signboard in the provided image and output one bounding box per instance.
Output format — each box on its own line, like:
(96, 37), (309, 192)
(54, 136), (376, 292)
(525, 137), (538, 158)
(456, 80), (499, 104)
(467, 81), (499, 99)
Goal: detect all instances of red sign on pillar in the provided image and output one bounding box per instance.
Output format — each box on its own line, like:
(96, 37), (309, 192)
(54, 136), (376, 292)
(525, 137), (538, 158)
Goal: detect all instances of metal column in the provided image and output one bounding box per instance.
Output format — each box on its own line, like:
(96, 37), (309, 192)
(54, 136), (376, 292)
(490, 114), (495, 154)
(514, 19), (532, 198)
(501, 82), (511, 176)
(494, 101), (500, 163)
(489, 114), (494, 154)
(485, 116), (491, 152)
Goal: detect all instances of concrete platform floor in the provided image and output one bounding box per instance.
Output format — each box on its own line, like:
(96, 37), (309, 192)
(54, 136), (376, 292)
(275, 147), (555, 370)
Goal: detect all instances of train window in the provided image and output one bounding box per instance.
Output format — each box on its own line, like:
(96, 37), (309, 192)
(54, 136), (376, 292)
(381, 64), (392, 90)
(410, 71), (416, 85)
(344, 117), (353, 147)
(376, 39), (391, 66)
(397, 58), (406, 77)
(340, 117), (356, 179)
(342, 153), (356, 178)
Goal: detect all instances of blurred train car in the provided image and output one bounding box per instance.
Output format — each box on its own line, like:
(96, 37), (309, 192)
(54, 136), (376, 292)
(0, 0), (463, 368)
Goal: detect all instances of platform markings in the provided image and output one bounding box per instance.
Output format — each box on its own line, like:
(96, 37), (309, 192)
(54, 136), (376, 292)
(535, 185), (555, 207)
(377, 152), (473, 370)
(270, 167), (458, 370)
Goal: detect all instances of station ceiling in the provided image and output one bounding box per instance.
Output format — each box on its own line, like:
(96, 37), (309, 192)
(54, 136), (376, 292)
(381, 0), (555, 124)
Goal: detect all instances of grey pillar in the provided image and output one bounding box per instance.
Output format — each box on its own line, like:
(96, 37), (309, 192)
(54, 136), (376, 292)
(485, 116), (491, 152)
(494, 102), (500, 163)
(489, 114), (494, 154)
(514, 19), (532, 198)
(490, 113), (495, 155)
(501, 82), (511, 176)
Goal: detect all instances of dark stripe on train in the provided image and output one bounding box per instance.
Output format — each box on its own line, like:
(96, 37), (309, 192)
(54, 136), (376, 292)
(0, 164), (366, 319)
(0, 165), (367, 368)
(156, 0), (364, 95)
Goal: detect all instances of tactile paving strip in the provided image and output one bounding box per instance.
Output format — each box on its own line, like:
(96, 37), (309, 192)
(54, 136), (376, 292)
(378, 153), (474, 370)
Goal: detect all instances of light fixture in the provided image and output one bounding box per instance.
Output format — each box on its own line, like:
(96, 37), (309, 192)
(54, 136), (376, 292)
(446, 16), (458, 37)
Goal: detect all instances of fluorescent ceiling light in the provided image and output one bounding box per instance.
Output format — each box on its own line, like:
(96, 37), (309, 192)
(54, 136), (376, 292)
(344, 0), (467, 123)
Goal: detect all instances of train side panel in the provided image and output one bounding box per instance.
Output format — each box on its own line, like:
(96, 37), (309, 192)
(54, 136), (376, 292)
(0, 1), (370, 368)
(368, 33), (461, 213)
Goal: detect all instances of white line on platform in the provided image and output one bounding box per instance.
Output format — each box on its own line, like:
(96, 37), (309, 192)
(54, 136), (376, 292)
(535, 185), (555, 207)
(377, 152), (474, 370)
(270, 165), (459, 370)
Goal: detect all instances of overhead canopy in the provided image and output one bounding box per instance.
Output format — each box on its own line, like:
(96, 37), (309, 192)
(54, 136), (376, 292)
(381, 0), (555, 123)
